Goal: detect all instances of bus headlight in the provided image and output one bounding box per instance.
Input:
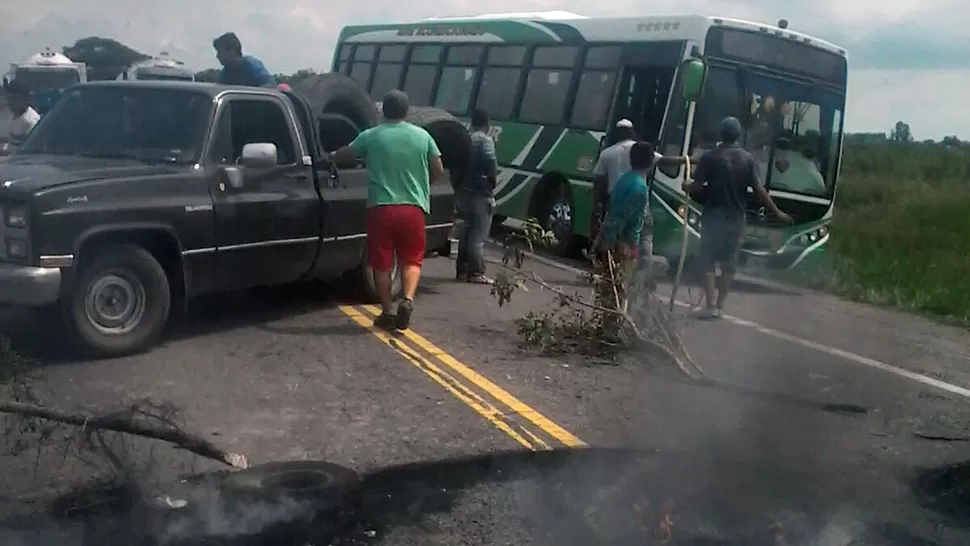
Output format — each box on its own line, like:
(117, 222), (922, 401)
(797, 226), (829, 247)
(677, 204), (699, 226)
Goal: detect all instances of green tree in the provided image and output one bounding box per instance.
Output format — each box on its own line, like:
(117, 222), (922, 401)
(63, 37), (150, 81)
(889, 121), (913, 142)
(276, 69), (318, 86)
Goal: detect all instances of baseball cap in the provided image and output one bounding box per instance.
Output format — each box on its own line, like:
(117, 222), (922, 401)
(719, 116), (742, 140)
(616, 119), (634, 128)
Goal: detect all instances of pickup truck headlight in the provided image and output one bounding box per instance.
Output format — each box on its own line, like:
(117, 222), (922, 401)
(6, 237), (27, 258)
(3, 206), (27, 228)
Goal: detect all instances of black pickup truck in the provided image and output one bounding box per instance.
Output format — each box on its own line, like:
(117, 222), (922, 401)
(0, 79), (457, 356)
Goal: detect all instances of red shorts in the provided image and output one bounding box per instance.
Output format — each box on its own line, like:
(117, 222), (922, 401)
(366, 204), (426, 272)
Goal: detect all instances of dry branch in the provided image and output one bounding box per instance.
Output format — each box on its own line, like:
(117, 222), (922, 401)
(491, 222), (702, 380)
(0, 401), (247, 469)
(501, 263), (701, 380)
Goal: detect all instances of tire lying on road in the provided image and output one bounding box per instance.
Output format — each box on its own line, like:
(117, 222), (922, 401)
(220, 460), (361, 521)
(64, 244), (172, 357)
(405, 106), (471, 190)
(293, 73), (380, 151)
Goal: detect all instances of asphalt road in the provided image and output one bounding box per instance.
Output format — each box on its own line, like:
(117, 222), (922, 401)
(1, 244), (969, 545)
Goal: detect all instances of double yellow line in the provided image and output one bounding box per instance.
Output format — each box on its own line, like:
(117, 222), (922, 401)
(339, 304), (587, 451)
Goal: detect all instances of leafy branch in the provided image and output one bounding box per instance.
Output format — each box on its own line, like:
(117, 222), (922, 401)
(490, 219), (702, 379)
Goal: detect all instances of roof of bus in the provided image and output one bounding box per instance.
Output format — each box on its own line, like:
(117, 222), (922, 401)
(338, 14), (846, 57)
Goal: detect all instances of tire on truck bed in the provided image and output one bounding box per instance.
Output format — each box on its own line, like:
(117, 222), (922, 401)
(293, 73), (379, 151)
(404, 107), (471, 190)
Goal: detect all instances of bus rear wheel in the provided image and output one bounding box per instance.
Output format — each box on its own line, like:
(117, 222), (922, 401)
(536, 177), (577, 257)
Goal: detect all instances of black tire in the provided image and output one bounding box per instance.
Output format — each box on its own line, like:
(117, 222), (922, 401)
(64, 244), (171, 357)
(293, 73), (380, 150)
(221, 460), (360, 505)
(355, 251), (403, 304)
(535, 176), (578, 257)
(405, 106), (471, 190)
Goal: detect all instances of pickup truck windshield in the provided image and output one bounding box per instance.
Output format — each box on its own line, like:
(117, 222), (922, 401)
(19, 86), (212, 163)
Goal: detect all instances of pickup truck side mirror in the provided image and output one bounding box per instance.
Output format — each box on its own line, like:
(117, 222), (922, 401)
(240, 142), (279, 169)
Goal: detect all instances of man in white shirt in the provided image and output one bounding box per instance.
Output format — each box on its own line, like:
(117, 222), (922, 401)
(589, 119), (690, 260)
(1, 80), (40, 155)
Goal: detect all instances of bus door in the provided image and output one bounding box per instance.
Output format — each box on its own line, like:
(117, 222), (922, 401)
(610, 42), (683, 146)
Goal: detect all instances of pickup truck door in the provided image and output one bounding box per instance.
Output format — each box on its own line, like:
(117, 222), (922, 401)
(204, 92), (320, 291)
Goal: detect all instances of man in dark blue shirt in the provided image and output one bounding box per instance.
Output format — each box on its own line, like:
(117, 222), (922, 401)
(455, 108), (499, 284)
(682, 116), (792, 319)
(213, 32), (276, 88)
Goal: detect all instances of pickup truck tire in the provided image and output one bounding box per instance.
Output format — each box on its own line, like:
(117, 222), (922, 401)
(357, 253), (403, 304)
(404, 107), (471, 190)
(294, 73), (380, 149)
(65, 244), (171, 357)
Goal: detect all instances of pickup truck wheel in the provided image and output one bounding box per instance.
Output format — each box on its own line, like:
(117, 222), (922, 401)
(65, 244), (171, 357)
(358, 254), (403, 305)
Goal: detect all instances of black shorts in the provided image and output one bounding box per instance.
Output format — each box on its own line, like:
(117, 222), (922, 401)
(698, 212), (744, 274)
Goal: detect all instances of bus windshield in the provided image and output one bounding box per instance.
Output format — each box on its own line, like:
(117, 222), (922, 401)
(14, 68), (80, 90)
(691, 65), (845, 198)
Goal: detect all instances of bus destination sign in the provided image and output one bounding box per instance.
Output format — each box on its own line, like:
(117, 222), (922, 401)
(707, 27), (846, 85)
(397, 26), (487, 37)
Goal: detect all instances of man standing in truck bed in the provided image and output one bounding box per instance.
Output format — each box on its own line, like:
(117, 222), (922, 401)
(329, 90), (445, 331)
(213, 32), (276, 88)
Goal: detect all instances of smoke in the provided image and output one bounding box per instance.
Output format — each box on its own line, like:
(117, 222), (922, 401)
(0, 472), (323, 546)
(148, 479), (318, 544)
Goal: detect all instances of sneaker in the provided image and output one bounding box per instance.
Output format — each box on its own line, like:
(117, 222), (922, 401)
(455, 271), (468, 282)
(691, 307), (721, 320)
(466, 274), (494, 285)
(373, 312), (397, 331)
(395, 298), (414, 330)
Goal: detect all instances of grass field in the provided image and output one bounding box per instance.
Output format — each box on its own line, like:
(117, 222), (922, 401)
(771, 141), (970, 322)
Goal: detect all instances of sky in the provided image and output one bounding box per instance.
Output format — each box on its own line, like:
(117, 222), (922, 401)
(0, 0), (967, 139)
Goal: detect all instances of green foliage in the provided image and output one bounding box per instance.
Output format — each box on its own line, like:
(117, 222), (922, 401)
(276, 69), (320, 86)
(777, 137), (970, 321)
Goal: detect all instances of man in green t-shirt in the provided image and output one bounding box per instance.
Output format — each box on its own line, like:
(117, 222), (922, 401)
(329, 90), (445, 331)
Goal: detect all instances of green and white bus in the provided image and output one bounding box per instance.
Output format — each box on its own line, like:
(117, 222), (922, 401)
(332, 12), (846, 270)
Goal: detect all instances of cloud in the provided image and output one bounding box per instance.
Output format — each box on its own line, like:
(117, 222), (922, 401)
(0, 0), (966, 138)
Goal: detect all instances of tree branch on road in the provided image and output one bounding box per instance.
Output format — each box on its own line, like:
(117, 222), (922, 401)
(0, 400), (247, 469)
(489, 219), (703, 380)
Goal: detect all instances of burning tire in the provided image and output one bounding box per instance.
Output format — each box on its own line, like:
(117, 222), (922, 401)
(293, 73), (380, 151)
(221, 460), (361, 505)
(405, 106), (471, 190)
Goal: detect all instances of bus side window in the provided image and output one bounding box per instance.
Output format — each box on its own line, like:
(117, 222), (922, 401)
(476, 46), (527, 120)
(402, 45), (443, 107)
(477, 67), (521, 119)
(570, 71), (617, 130)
